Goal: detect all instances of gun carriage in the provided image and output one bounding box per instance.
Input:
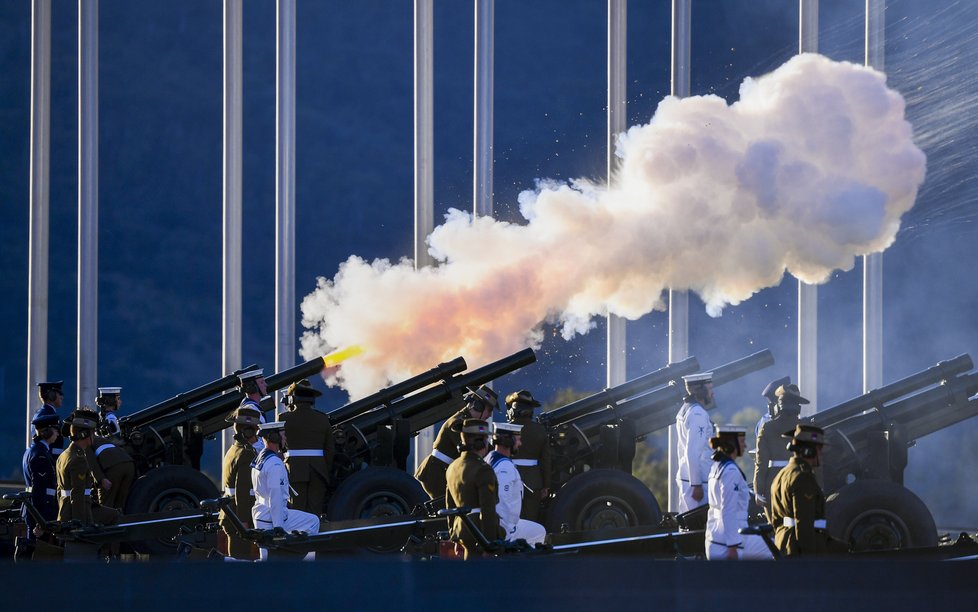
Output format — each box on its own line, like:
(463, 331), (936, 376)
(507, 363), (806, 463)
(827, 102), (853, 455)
(807, 354), (978, 551)
(537, 350), (775, 533)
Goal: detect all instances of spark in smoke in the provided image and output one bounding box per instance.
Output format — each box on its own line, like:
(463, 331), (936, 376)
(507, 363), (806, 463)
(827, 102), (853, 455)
(300, 53), (925, 398)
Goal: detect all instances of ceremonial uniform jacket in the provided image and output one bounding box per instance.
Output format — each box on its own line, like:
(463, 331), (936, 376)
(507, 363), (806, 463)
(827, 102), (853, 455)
(752, 411), (799, 504)
(282, 404), (334, 484)
(240, 397), (265, 422)
(486, 451), (523, 535)
(34, 404), (64, 457)
(676, 400), (714, 487)
(55, 442), (97, 523)
(91, 436), (132, 471)
(222, 436), (258, 529)
(508, 417), (551, 491)
(414, 408), (467, 497)
(23, 439), (58, 522)
(770, 457), (827, 556)
(101, 412), (122, 437)
(706, 455), (750, 549)
(251, 448), (291, 529)
(445, 451), (502, 553)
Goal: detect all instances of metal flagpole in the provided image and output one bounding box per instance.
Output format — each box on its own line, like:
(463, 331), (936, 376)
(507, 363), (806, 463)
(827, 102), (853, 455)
(798, 0), (819, 415)
(474, 0), (494, 219)
(222, 0), (243, 455)
(78, 0), (99, 408)
(667, 0), (691, 514)
(606, 0), (627, 389)
(27, 0), (52, 446)
(276, 0), (297, 414)
(473, 0), (495, 402)
(863, 0), (885, 393)
(413, 0), (436, 471)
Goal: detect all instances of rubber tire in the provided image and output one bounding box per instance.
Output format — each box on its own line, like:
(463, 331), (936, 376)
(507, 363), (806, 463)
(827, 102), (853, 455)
(326, 467), (428, 554)
(124, 465), (220, 556)
(546, 469), (662, 533)
(825, 480), (938, 552)
(328, 467), (427, 521)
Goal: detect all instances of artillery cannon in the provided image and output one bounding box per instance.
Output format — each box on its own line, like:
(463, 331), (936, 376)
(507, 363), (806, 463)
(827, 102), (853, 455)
(802, 354), (978, 552)
(322, 348), (538, 527)
(104, 353), (338, 553)
(541, 349), (775, 532)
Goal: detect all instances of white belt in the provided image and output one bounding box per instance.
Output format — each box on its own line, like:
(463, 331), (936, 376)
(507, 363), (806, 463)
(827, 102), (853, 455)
(468, 508), (481, 515)
(783, 517), (828, 529)
(285, 450), (324, 458)
(768, 460), (789, 468)
(95, 443), (115, 457)
(512, 459), (538, 467)
(432, 449), (454, 465)
(224, 487), (255, 496)
(26, 487), (57, 497)
(59, 489), (92, 498)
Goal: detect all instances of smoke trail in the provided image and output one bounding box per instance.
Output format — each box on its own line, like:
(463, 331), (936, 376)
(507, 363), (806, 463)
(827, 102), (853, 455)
(300, 54), (925, 398)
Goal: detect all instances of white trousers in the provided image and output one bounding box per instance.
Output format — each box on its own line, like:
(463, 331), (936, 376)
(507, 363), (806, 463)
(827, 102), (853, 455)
(255, 509), (321, 561)
(706, 535), (773, 560)
(676, 480), (708, 514)
(503, 519), (547, 545)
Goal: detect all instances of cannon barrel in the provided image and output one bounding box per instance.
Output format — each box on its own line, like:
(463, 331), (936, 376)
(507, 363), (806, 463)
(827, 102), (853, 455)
(816, 368), (978, 447)
(120, 363), (259, 429)
(327, 357), (468, 424)
(539, 356), (700, 427)
(342, 348), (537, 438)
(567, 349), (775, 439)
(816, 368), (978, 486)
(138, 355), (332, 436)
(809, 354), (973, 430)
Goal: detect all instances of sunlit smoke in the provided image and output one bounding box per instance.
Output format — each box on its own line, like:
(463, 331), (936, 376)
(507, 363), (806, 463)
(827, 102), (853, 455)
(300, 54), (925, 398)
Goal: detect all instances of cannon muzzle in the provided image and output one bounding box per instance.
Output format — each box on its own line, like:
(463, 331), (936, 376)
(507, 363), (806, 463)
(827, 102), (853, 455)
(328, 356), (468, 424)
(341, 348), (537, 437)
(809, 354), (973, 429)
(130, 351), (353, 447)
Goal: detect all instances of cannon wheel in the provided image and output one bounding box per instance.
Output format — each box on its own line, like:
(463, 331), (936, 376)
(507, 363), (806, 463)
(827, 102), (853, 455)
(327, 467), (427, 552)
(825, 480), (937, 552)
(125, 465), (220, 556)
(546, 469), (662, 533)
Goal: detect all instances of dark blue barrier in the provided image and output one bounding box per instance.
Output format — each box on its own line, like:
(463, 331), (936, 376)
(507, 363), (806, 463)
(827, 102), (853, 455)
(0, 556), (975, 610)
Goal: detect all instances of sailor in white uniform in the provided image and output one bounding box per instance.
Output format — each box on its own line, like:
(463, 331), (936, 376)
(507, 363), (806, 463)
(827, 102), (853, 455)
(485, 422), (546, 546)
(96, 386), (123, 437)
(251, 420), (320, 560)
(675, 372), (715, 513)
(705, 424), (772, 560)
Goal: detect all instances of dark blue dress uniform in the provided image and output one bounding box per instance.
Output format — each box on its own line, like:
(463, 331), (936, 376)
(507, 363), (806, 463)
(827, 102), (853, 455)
(33, 404), (65, 458)
(35, 380), (66, 458)
(22, 428), (59, 541)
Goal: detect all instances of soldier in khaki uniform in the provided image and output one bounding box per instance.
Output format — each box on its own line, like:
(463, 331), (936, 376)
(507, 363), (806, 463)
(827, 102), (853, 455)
(444, 418), (502, 559)
(504, 390), (551, 521)
(90, 435), (135, 511)
(221, 405), (262, 560)
(769, 424), (829, 556)
(415, 385), (498, 500)
(753, 383), (807, 518)
(282, 379), (334, 515)
(56, 409), (121, 527)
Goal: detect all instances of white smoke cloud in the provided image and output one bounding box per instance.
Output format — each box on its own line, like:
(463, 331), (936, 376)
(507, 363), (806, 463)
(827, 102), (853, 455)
(300, 54), (926, 398)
